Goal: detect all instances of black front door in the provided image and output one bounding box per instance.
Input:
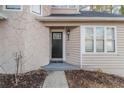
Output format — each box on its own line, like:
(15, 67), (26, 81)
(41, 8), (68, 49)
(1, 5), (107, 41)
(52, 32), (63, 58)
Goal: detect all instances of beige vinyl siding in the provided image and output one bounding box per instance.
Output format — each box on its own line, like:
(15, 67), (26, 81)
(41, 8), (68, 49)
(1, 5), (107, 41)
(66, 27), (80, 65)
(82, 25), (124, 64)
(81, 25), (124, 76)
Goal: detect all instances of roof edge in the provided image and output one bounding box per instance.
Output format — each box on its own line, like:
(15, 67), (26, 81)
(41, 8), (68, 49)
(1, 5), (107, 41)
(36, 16), (124, 22)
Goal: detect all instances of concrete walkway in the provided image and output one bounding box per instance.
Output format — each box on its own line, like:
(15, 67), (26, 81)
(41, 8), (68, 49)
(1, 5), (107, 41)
(42, 71), (69, 88)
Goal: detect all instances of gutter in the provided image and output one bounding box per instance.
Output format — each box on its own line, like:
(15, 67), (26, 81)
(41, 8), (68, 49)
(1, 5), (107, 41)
(36, 16), (124, 22)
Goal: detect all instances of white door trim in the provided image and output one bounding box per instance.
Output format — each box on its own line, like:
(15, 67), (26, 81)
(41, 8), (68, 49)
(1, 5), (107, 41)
(50, 29), (66, 61)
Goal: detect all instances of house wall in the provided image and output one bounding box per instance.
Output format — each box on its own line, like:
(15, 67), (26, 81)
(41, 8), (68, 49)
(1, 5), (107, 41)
(66, 23), (124, 77)
(0, 5), (26, 73)
(44, 21), (124, 77)
(22, 6), (50, 73)
(81, 23), (124, 77)
(0, 5), (50, 74)
(1, 5), (124, 77)
(66, 27), (80, 65)
(42, 5), (51, 16)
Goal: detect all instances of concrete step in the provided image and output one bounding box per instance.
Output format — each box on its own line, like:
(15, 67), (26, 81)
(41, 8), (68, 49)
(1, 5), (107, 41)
(50, 60), (63, 63)
(42, 63), (80, 71)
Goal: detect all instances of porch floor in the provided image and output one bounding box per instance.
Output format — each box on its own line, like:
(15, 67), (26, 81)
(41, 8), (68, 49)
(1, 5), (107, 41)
(42, 62), (80, 71)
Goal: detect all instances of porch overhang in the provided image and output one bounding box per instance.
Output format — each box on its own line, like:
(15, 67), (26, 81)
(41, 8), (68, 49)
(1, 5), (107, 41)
(36, 16), (124, 22)
(0, 13), (7, 20)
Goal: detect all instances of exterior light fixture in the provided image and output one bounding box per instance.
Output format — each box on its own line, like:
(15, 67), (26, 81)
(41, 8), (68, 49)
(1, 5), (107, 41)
(66, 28), (70, 40)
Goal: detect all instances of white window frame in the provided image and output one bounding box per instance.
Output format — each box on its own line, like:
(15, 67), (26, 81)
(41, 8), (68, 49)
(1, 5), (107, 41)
(3, 5), (23, 11)
(81, 25), (117, 54)
(30, 5), (42, 16)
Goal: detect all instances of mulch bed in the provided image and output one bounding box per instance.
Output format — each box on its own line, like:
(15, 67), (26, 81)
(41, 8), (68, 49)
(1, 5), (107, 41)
(65, 70), (124, 88)
(0, 69), (47, 88)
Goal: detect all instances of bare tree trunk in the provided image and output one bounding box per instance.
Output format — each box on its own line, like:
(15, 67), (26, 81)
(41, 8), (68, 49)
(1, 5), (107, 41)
(14, 51), (22, 86)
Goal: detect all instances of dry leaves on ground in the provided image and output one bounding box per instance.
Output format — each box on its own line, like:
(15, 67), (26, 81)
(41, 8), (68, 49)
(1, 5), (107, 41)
(0, 69), (47, 88)
(65, 70), (124, 88)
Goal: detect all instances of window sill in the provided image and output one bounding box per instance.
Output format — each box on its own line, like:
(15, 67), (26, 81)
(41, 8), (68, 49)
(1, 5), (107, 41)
(82, 53), (118, 56)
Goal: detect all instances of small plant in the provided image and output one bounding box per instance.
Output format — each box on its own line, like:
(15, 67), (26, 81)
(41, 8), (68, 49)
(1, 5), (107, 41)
(95, 68), (103, 77)
(14, 51), (22, 86)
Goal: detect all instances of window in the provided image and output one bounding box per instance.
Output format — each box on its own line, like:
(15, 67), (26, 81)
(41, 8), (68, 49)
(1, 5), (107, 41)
(31, 5), (41, 15)
(53, 33), (62, 39)
(106, 27), (115, 52)
(5, 5), (21, 10)
(84, 26), (116, 53)
(85, 27), (94, 52)
(52, 5), (77, 8)
(96, 27), (104, 52)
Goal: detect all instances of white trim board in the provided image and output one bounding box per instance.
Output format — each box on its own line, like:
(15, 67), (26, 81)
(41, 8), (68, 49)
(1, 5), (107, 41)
(36, 17), (124, 22)
(80, 25), (83, 68)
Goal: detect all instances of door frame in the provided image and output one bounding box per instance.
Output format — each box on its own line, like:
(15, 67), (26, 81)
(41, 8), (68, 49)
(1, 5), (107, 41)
(50, 29), (66, 61)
